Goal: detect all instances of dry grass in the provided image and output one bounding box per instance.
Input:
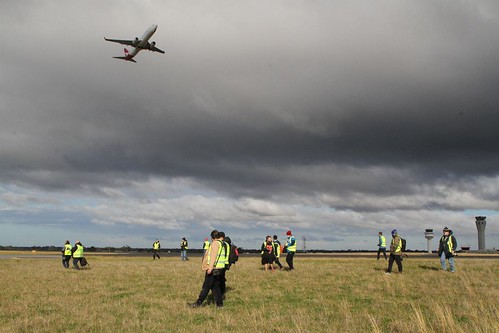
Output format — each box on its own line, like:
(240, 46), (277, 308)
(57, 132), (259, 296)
(0, 255), (497, 332)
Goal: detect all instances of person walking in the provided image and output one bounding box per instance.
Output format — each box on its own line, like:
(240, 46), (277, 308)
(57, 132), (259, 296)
(188, 230), (227, 308)
(180, 237), (189, 261)
(272, 235), (283, 270)
(377, 231), (387, 260)
(152, 239), (161, 260)
(285, 230), (297, 270)
(71, 240), (84, 270)
(61, 240), (72, 268)
(261, 236), (275, 271)
(385, 230), (402, 275)
(438, 227), (457, 272)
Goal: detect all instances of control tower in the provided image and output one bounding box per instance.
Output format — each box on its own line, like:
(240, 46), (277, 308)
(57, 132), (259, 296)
(475, 216), (486, 250)
(424, 229), (434, 253)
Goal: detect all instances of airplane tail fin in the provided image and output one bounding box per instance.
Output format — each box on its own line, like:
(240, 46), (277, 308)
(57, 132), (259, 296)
(112, 48), (137, 63)
(113, 56), (137, 63)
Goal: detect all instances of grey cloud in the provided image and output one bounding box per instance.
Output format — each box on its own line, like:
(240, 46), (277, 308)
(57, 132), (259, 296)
(1, 1), (499, 248)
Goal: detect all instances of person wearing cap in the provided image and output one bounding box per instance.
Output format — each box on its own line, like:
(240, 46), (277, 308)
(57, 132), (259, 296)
(285, 230), (297, 270)
(152, 239), (161, 260)
(385, 230), (402, 275)
(438, 227), (457, 272)
(377, 232), (387, 260)
(180, 237), (189, 261)
(273, 235), (284, 270)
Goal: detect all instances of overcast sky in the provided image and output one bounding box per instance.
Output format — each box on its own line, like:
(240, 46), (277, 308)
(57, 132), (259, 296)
(1, 0), (498, 250)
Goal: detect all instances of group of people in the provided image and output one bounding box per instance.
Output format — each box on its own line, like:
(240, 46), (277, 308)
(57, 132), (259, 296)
(151, 237), (189, 261)
(61, 240), (85, 270)
(378, 227), (458, 275)
(188, 230), (237, 308)
(260, 230), (296, 271)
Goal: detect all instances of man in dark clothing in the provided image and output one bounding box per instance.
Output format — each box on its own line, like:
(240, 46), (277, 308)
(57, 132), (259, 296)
(188, 230), (226, 308)
(385, 230), (402, 275)
(438, 227), (457, 272)
(72, 241), (84, 270)
(377, 231), (387, 260)
(273, 235), (284, 269)
(61, 240), (72, 268)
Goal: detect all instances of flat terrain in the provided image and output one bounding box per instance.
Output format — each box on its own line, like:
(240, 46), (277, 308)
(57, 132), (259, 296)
(0, 255), (497, 332)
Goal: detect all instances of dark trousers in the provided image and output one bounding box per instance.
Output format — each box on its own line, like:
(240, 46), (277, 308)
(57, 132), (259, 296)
(275, 257), (283, 269)
(196, 271), (223, 306)
(377, 247), (387, 260)
(387, 253), (403, 273)
(62, 255), (71, 268)
(286, 251), (295, 270)
(73, 257), (82, 270)
(153, 250), (160, 259)
(220, 269), (227, 296)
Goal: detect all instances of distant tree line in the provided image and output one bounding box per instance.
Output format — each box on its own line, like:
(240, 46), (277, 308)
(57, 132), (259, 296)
(0, 245), (430, 253)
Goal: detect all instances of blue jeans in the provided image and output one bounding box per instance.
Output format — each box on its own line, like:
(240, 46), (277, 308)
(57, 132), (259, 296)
(440, 252), (455, 272)
(181, 250), (187, 260)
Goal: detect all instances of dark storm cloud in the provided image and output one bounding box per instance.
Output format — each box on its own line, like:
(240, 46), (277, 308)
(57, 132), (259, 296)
(2, 1), (499, 217)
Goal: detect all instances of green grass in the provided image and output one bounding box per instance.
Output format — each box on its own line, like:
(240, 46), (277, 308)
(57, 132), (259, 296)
(0, 255), (497, 332)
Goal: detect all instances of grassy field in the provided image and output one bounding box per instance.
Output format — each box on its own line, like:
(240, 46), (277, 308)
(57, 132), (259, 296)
(0, 254), (497, 333)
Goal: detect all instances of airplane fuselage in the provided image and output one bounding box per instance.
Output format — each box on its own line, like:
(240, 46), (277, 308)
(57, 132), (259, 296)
(127, 24), (158, 58)
(104, 24), (165, 63)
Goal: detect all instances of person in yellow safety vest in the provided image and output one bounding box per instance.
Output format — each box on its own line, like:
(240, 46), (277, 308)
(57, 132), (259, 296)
(61, 240), (72, 268)
(71, 240), (84, 270)
(152, 239), (161, 260)
(202, 238), (210, 256)
(188, 230), (226, 308)
(438, 227), (457, 272)
(385, 230), (402, 275)
(218, 231), (230, 297)
(273, 235), (284, 270)
(377, 231), (387, 261)
(180, 237), (189, 261)
(285, 230), (297, 270)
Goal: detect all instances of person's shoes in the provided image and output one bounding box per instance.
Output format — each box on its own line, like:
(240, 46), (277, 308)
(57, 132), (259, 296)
(384, 271), (391, 275)
(187, 302), (202, 308)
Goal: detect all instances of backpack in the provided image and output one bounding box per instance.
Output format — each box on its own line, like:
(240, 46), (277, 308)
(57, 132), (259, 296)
(80, 257), (88, 267)
(229, 244), (239, 264)
(400, 238), (407, 252)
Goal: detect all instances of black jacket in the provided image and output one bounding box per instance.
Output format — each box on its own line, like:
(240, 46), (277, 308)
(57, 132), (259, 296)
(438, 234), (457, 258)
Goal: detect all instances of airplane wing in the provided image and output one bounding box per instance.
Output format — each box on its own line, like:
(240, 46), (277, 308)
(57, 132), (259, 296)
(104, 38), (136, 46)
(150, 45), (165, 54)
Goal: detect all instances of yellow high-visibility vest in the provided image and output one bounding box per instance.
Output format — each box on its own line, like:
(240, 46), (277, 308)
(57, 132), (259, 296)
(287, 236), (297, 252)
(379, 235), (386, 247)
(207, 240), (227, 269)
(73, 244), (84, 258)
(64, 244), (72, 256)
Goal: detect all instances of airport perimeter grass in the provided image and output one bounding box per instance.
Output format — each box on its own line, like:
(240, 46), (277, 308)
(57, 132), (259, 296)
(0, 255), (498, 333)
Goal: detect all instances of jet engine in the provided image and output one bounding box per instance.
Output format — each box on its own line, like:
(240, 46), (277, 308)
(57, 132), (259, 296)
(132, 37), (139, 46)
(150, 41), (156, 48)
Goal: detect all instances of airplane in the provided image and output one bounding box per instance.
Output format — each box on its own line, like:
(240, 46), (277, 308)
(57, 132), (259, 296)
(104, 24), (165, 63)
